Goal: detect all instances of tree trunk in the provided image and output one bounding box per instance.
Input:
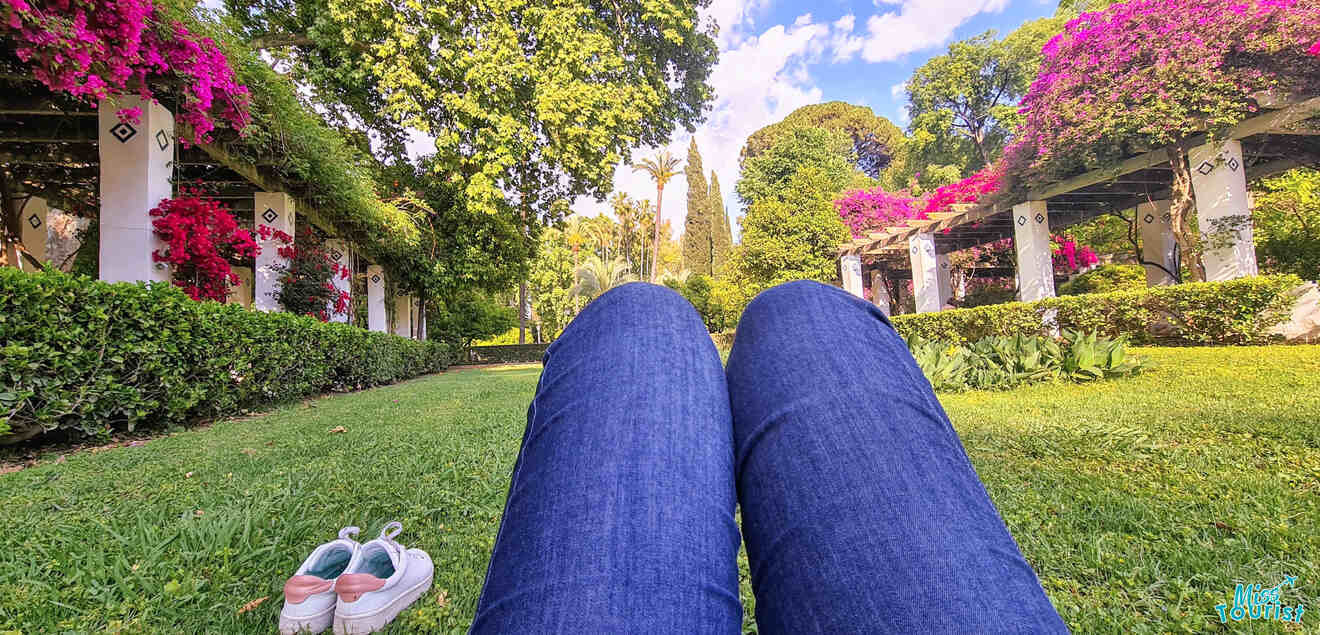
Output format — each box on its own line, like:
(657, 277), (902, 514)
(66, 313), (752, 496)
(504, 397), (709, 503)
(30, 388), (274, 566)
(1166, 147), (1205, 281)
(651, 185), (665, 282)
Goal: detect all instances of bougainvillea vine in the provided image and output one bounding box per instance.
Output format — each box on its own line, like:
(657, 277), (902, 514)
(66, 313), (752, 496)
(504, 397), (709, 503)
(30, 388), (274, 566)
(1, 0), (250, 144)
(834, 187), (925, 239)
(150, 189), (258, 301)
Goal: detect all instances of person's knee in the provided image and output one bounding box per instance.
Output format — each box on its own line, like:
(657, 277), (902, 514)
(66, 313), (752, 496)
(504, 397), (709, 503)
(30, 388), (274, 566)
(595, 282), (690, 314)
(742, 280), (844, 323)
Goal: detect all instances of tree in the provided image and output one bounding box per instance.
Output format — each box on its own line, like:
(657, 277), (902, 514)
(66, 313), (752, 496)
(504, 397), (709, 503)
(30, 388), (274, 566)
(571, 256), (637, 300)
(709, 172), (732, 274)
(633, 150), (683, 282)
(427, 291), (518, 352)
(1003, 0), (1320, 280)
(528, 229), (578, 340)
(727, 167), (852, 297)
(905, 20), (1063, 177)
(682, 139), (714, 275)
(1253, 169), (1320, 280)
(736, 127), (861, 207)
(741, 102), (907, 188)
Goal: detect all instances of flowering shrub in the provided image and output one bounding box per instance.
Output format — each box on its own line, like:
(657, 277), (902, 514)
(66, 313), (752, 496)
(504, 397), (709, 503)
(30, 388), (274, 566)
(834, 187), (924, 239)
(1, 0), (250, 143)
(1052, 234), (1099, 273)
(920, 165), (1003, 217)
(261, 225), (350, 321)
(150, 190), (258, 302)
(1004, 0), (1320, 183)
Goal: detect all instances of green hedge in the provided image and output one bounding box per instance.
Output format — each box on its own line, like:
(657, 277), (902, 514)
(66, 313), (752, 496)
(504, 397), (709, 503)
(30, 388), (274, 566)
(890, 275), (1303, 345)
(0, 268), (451, 443)
(682, 277), (1300, 353)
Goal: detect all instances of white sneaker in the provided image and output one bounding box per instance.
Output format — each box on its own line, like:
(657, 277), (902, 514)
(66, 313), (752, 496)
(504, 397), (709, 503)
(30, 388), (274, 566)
(332, 522), (434, 635)
(280, 527), (362, 635)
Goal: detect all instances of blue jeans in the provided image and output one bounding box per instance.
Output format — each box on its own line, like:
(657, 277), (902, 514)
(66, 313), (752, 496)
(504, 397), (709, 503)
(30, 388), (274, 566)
(471, 282), (1067, 633)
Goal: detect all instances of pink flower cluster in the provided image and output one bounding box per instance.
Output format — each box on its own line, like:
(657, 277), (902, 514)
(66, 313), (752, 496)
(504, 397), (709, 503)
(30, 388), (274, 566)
(1052, 235), (1099, 273)
(1004, 0), (1320, 182)
(834, 187), (924, 239)
(150, 189), (259, 302)
(2, 0), (250, 144)
(919, 165), (1003, 218)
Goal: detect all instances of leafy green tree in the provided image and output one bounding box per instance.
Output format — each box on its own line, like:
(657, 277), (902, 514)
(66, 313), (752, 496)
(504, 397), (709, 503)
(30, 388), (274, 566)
(709, 172), (732, 274)
(664, 273), (733, 332)
(736, 127), (860, 207)
(528, 229), (579, 341)
(1253, 169), (1320, 280)
(233, 0), (719, 225)
(427, 291), (518, 352)
(904, 20), (1063, 176)
(727, 167), (852, 297)
(633, 150), (683, 281)
(682, 139), (714, 275)
(741, 102), (907, 188)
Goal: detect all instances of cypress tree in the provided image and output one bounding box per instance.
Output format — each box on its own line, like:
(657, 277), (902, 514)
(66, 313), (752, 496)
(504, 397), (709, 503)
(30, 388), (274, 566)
(681, 138), (713, 275)
(709, 171), (732, 274)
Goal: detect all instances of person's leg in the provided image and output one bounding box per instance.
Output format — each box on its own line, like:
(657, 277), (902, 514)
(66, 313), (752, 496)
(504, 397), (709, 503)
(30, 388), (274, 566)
(725, 280), (1067, 634)
(471, 283), (742, 633)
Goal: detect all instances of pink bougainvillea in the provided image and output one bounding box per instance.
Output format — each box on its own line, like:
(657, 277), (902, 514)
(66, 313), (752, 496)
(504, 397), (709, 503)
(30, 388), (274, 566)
(834, 187), (925, 239)
(1, 0), (250, 144)
(1004, 0), (1320, 183)
(1051, 235), (1099, 273)
(150, 189), (259, 302)
(919, 165), (1003, 217)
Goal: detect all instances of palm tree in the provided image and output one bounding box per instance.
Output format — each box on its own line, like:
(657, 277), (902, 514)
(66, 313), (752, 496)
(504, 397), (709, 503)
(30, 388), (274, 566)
(571, 255), (637, 300)
(564, 217), (587, 269)
(632, 150), (682, 282)
(611, 192), (638, 268)
(637, 201), (654, 281)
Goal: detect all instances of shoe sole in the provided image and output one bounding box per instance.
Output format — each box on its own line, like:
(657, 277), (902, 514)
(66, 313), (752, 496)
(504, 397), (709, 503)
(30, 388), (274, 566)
(332, 575), (433, 635)
(279, 604), (335, 635)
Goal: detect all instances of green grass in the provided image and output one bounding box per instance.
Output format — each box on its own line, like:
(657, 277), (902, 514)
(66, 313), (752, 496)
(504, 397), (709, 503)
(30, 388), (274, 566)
(1, 347), (1318, 633)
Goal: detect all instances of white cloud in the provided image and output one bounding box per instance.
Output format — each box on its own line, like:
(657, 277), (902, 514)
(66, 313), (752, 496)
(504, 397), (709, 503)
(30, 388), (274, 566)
(834, 0), (1011, 64)
(890, 81), (907, 100)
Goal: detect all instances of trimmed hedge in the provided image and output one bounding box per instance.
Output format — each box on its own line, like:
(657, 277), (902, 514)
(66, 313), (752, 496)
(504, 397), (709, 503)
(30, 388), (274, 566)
(890, 275), (1303, 345)
(0, 268), (451, 443)
(455, 344), (549, 365)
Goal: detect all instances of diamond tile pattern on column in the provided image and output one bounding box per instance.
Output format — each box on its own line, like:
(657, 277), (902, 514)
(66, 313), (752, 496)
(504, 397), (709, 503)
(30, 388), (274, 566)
(155, 129), (170, 151)
(1143, 213), (1155, 224)
(371, 274), (381, 284)
(1196, 160), (1215, 175)
(1227, 157), (1240, 172)
(1034, 213), (1045, 224)
(1017, 215), (1027, 226)
(109, 122), (137, 143)
(262, 208), (278, 223)
(27, 214), (42, 229)
(330, 249), (343, 262)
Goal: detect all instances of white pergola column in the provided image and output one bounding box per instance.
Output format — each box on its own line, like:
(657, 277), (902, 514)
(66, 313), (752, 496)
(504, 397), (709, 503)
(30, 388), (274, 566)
(1189, 140), (1257, 281)
(18, 196), (48, 269)
(935, 252), (953, 309)
(325, 239), (352, 323)
(253, 192), (295, 311)
(840, 254), (863, 298)
(394, 295), (413, 338)
(870, 270), (892, 317)
(98, 95), (172, 284)
(909, 232), (941, 313)
(1012, 201), (1056, 302)
(417, 299), (427, 341)
(1138, 199), (1177, 286)
(367, 265), (386, 332)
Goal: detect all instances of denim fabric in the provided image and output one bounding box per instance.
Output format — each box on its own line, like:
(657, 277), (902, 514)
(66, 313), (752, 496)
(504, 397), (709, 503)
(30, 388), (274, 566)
(471, 283), (742, 633)
(472, 281), (1067, 634)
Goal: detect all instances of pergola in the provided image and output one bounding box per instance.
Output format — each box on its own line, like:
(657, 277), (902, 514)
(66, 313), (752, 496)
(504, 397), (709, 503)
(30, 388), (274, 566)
(1, 75), (425, 338)
(837, 95), (1320, 315)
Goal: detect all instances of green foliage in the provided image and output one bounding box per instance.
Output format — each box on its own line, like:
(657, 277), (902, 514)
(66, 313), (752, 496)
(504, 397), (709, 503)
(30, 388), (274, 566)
(740, 101), (907, 189)
(681, 138), (714, 275)
(0, 268), (450, 443)
(528, 229), (579, 341)
(709, 172), (732, 273)
(427, 291), (517, 354)
(664, 273), (735, 332)
(571, 256), (638, 300)
(906, 331), (1150, 392)
(736, 126), (868, 207)
(1057, 264), (1147, 296)
(70, 218), (98, 279)
(892, 275), (1303, 345)
(1252, 168), (1320, 281)
(726, 167), (852, 298)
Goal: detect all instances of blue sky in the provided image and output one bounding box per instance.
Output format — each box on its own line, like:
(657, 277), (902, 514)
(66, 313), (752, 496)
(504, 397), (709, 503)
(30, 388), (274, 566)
(577, 0), (1061, 238)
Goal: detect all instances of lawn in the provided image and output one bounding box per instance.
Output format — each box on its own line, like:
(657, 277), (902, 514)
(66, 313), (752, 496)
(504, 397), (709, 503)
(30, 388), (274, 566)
(1, 346), (1317, 633)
